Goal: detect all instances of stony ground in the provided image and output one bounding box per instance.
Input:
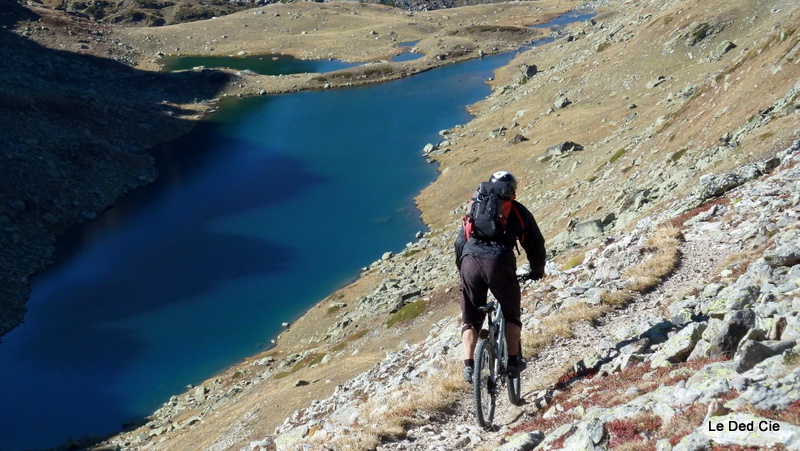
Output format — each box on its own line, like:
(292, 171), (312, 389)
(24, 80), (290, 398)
(260, 142), (800, 450)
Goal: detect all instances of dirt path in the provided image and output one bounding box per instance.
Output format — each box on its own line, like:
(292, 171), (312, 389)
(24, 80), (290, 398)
(380, 223), (741, 449)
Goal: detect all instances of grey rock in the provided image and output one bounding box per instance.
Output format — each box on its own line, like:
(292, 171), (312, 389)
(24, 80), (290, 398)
(670, 309), (695, 326)
(702, 413), (800, 449)
(554, 95), (571, 109)
(574, 352), (605, 374)
(701, 318), (724, 341)
(511, 134), (529, 144)
(735, 340), (778, 373)
(708, 309), (755, 358)
(646, 76), (667, 89)
(522, 64), (538, 78)
(497, 430), (545, 451)
(569, 219), (605, 244)
(681, 361), (738, 404)
(672, 431), (712, 451)
(620, 337), (649, 355)
(765, 242), (800, 267)
(713, 284), (760, 311)
(708, 40), (736, 60)
(687, 339), (711, 361)
(783, 316), (800, 341)
(735, 339), (795, 373)
(693, 163), (763, 201)
(651, 322), (706, 367)
(562, 418), (605, 450)
(701, 283), (724, 298)
(546, 141), (584, 156)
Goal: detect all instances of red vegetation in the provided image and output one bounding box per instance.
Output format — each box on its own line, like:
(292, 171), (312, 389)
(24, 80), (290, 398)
(606, 414), (662, 449)
(668, 196), (731, 228)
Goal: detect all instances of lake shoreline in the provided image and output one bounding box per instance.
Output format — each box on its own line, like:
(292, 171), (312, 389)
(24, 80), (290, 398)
(0, 0), (562, 339)
(0, 2), (586, 448)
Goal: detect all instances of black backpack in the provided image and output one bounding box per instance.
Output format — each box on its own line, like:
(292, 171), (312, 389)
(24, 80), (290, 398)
(463, 181), (517, 242)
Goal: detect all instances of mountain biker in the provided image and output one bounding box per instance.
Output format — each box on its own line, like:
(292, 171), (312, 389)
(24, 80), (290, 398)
(455, 170), (546, 382)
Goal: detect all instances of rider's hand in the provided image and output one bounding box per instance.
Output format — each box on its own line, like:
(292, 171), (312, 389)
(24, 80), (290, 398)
(517, 270), (542, 282)
(528, 271), (543, 281)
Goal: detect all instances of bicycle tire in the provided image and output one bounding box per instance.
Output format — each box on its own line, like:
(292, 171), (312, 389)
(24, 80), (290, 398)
(507, 342), (523, 406)
(473, 338), (496, 428)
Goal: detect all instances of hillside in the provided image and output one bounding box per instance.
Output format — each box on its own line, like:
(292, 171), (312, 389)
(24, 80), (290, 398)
(1, 0), (799, 449)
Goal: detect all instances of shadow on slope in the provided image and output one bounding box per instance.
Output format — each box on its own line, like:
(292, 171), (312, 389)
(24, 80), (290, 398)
(0, 0), (233, 337)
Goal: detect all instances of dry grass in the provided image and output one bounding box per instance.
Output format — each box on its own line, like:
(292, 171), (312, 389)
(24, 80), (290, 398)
(332, 430), (381, 451)
(599, 223), (683, 306)
(331, 360), (467, 450)
(624, 224), (683, 292)
(524, 302), (612, 358)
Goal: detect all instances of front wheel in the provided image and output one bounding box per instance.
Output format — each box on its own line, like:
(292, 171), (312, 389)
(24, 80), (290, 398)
(473, 338), (496, 428)
(507, 342), (523, 406)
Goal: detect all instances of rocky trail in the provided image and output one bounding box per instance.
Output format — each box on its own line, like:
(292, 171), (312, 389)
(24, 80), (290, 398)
(267, 142), (800, 451)
(376, 223), (743, 450)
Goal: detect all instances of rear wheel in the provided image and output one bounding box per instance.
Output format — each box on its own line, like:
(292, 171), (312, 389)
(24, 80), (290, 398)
(507, 342), (523, 406)
(473, 338), (496, 428)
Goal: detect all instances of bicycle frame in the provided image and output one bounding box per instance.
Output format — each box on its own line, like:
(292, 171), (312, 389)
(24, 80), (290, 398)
(486, 302), (509, 384)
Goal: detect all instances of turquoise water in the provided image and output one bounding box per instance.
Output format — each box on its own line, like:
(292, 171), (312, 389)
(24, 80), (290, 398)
(0, 51), (520, 451)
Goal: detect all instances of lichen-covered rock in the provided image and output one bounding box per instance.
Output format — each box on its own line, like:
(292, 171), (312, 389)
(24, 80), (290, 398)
(650, 322), (706, 367)
(496, 430), (545, 451)
(702, 413), (800, 449)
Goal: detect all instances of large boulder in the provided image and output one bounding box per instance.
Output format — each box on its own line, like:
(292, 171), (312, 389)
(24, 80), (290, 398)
(707, 309), (756, 358)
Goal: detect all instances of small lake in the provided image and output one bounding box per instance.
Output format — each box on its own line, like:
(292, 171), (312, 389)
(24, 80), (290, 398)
(0, 10), (591, 450)
(159, 53), (359, 75)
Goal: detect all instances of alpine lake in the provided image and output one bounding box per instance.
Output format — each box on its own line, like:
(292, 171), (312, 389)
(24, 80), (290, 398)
(0, 10), (592, 450)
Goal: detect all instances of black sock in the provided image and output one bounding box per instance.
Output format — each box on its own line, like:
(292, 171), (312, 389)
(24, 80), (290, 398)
(464, 359), (475, 368)
(508, 354), (519, 364)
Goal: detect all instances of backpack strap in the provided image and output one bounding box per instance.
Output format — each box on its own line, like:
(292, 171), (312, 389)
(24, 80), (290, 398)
(507, 201), (526, 255)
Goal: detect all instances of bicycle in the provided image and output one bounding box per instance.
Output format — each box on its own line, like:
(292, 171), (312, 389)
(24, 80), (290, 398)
(472, 300), (523, 429)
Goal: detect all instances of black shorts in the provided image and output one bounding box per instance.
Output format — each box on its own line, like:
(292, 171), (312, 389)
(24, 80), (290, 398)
(459, 253), (521, 331)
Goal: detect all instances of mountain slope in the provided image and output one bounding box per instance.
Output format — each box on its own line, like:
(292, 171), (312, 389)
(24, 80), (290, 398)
(2, 0), (799, 448)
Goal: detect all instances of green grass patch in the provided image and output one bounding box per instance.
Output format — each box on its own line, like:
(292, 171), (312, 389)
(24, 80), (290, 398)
(596, 41), (612, 53)
(670, 148), (688, 163)
(386, 301), (427, 328)
(466, 25), (521, 34)
(330, 329), (369, 353)
(273, 352), (327, 379)
(563, 253), (584, 270)
(609, 147), (626, 164)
